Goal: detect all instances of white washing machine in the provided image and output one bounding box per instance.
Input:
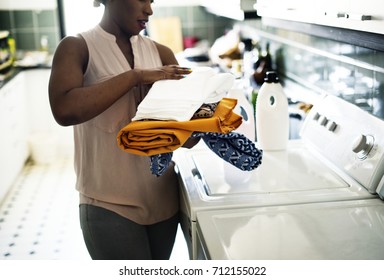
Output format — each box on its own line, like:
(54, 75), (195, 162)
(174, 94), (384, 259)
(196, 198), (384, 259)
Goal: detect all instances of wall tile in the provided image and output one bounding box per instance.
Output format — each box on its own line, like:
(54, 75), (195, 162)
(354, 46), (374, 65)
(373, 71), (384, 119)
(14, 32), (36, 50)
(14, 11), (34, 29)
(37, 30), (59, 53)
(374, 51), (384, 69)
(171, 7), (189, 23)
(191, 6), (209, 22)
(0, 11), (12, 30)
(152, 6), (234, 46)
(36, 10), (56, 28)
(249, 23), (384, 120)
(0, 8), (60, 53)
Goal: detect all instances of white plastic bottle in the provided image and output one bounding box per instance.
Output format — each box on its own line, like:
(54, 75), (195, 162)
(227, 88), (256, 142)
(224, 88), (255, 180)
(255, 71), (289, 150)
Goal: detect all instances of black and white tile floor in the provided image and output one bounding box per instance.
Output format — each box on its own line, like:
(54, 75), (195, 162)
(0, 155), (188, 260)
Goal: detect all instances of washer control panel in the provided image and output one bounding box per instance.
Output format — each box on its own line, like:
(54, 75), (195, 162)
(300, 94), (384, 194)
(352, 134), (375, 159)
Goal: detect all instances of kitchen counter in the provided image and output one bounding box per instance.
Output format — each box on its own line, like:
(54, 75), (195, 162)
(0, 64), (51, 90)
(0, 67), (22, 89)
(1, 50), (53, 90)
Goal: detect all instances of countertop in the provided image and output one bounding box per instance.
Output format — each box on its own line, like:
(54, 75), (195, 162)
(0, 67), (23, 90)
(0, 51), (53, 90)
(0, 64), (51, 91)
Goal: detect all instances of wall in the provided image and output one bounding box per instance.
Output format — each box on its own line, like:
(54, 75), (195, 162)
(0, 5), (232, 54)
(156, 5), (384, 122)
(0, 8), (60, 54)
(2, 3), (381, 121)
(238, 20), (384, 121)
(152, 5), (235, 46)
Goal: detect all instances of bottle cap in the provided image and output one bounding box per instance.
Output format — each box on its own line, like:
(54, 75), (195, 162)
(264, 71), (279, 83)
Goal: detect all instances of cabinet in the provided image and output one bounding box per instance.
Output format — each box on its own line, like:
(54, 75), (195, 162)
(0, 68), (73, 202)
(154, 0), (201, 6)
(201, 0), (257, 20)
(24, 69), (74, 164)
(256, 0), (384, 34)
(24, 69), (57, 134)
(0, 72), (28, 202)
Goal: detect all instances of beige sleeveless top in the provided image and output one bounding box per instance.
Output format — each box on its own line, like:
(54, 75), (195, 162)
(75, 25), (179, 225)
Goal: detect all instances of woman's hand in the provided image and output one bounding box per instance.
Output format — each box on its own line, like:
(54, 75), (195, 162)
(135, 65), (192, 85)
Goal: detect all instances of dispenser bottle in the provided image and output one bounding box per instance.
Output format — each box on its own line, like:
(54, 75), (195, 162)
(227, 88), (256, 142)
(241, 38), (256, 90)
(255, 71), (289, 150)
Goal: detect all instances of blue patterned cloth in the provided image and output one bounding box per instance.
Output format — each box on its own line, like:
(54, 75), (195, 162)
(149, 153), (173, 177)
(150, 132), (263, 176)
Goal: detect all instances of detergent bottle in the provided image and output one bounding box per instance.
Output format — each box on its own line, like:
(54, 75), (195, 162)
(255, 71), (289, 150)
(227, 88), (256, 142)
(224, 87), (255, 180)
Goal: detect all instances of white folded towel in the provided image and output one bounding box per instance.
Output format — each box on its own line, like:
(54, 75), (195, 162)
(132, 67), (235, 121)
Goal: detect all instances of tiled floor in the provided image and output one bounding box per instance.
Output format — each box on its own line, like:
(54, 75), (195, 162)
(0, 155), (189, 260)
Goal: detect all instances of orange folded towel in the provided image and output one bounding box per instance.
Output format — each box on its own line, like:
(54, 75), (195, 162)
(117, 98), (242, 156)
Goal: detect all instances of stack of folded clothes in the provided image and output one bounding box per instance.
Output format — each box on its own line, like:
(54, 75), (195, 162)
(132, 67), (234, 122)
(117, 67), (263, 176)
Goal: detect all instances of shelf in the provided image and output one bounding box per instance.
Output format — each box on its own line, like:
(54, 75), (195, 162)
(262, 17), (384, 52)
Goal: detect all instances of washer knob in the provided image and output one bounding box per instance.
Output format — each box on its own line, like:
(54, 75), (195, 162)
(352, 134), (374, 158)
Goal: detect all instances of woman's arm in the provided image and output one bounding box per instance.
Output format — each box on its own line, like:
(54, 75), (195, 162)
(48, 36), (138, 126)
(48, 36), (191, 127)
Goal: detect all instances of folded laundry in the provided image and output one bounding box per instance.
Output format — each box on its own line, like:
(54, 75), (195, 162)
(191, 102), (219, 119)
(132, 67), (235, 122)
(150, 153), (173, 177)
(149, 132), (263, 176)
(117, 98), (242, 156)
(195, 132), (263, 171)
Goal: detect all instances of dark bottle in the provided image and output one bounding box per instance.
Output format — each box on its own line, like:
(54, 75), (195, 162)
(253, 42), (273, 86)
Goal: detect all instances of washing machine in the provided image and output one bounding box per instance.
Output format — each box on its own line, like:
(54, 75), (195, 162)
(174, 94), (384, 259)
(196, 198), (384, 259)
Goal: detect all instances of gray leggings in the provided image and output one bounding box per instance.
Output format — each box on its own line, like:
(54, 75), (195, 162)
(79, 204), (179, 260)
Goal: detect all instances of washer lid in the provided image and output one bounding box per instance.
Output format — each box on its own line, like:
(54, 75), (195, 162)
(192, 142), (350, 197)
(196, 199), (384, 259)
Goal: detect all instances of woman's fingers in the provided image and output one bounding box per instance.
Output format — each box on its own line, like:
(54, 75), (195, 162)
(137, 66), (192, 84)
(161, 65), (192, 80)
